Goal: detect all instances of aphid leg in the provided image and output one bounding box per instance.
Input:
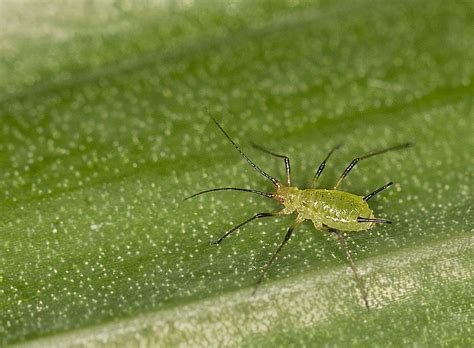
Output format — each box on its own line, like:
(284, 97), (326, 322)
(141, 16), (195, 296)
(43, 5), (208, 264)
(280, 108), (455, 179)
(311, 144), (342, 187)
(334, 143), (413, 189)
(357, 217), (392, 224)
(251, 142), (291, 186)
(252, 219), (301, 295)
(212, 212), (277, 245)
(363, 182), (393, 202)
(327, 227), (370, 311)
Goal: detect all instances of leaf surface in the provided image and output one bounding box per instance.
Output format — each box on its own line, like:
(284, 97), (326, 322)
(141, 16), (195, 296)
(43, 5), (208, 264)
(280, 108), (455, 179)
(1, 0), (472, 346)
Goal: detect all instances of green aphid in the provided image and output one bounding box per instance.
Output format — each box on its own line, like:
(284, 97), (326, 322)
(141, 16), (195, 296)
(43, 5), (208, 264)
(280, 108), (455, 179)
(186, 118), (413, 310)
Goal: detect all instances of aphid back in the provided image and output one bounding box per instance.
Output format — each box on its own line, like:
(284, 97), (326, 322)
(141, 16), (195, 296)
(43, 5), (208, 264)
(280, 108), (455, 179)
(276, 187), (374, 232)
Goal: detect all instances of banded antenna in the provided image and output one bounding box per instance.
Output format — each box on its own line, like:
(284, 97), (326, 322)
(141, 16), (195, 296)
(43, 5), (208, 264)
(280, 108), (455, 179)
(211, 117), (280, 187)
(184, 187), (274, 201)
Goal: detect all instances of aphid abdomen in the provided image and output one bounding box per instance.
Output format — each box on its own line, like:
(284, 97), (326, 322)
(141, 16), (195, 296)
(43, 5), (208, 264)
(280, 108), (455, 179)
(299, 189), (374, 232)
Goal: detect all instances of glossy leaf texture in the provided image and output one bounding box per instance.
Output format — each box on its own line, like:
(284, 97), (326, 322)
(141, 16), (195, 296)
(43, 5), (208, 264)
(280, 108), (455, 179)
(1, 0), (472, 346)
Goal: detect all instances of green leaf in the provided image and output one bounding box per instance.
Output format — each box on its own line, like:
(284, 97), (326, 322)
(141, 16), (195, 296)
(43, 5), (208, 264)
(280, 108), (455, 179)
(1, 0), (472, 346)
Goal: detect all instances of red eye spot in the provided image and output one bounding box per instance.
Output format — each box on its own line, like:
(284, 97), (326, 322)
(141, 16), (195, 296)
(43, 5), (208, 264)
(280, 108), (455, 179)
(273, 194), (285, 203)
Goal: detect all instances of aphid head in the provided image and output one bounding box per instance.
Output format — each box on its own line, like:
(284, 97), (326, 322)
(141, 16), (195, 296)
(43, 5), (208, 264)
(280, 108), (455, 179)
(273, 185), (300, 211)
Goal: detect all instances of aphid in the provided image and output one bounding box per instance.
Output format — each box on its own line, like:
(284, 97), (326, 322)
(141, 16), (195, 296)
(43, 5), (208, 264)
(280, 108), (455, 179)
(185, 118), (413, 310)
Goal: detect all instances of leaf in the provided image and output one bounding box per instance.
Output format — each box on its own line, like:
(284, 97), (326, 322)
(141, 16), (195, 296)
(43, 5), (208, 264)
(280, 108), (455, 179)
(1, 0), (472, 346)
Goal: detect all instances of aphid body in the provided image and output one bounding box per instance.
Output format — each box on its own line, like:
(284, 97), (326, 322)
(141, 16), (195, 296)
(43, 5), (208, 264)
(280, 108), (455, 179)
(275, 187), (374, 232)
(186, 117), (412, 310)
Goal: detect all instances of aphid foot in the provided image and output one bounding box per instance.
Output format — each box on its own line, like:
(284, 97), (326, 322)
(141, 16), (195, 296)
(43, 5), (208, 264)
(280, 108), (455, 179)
(361, 295), (370, 311)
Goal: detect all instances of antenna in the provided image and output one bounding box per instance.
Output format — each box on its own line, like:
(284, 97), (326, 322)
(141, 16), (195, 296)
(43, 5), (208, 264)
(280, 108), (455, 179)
(211, 116), (280, 187)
